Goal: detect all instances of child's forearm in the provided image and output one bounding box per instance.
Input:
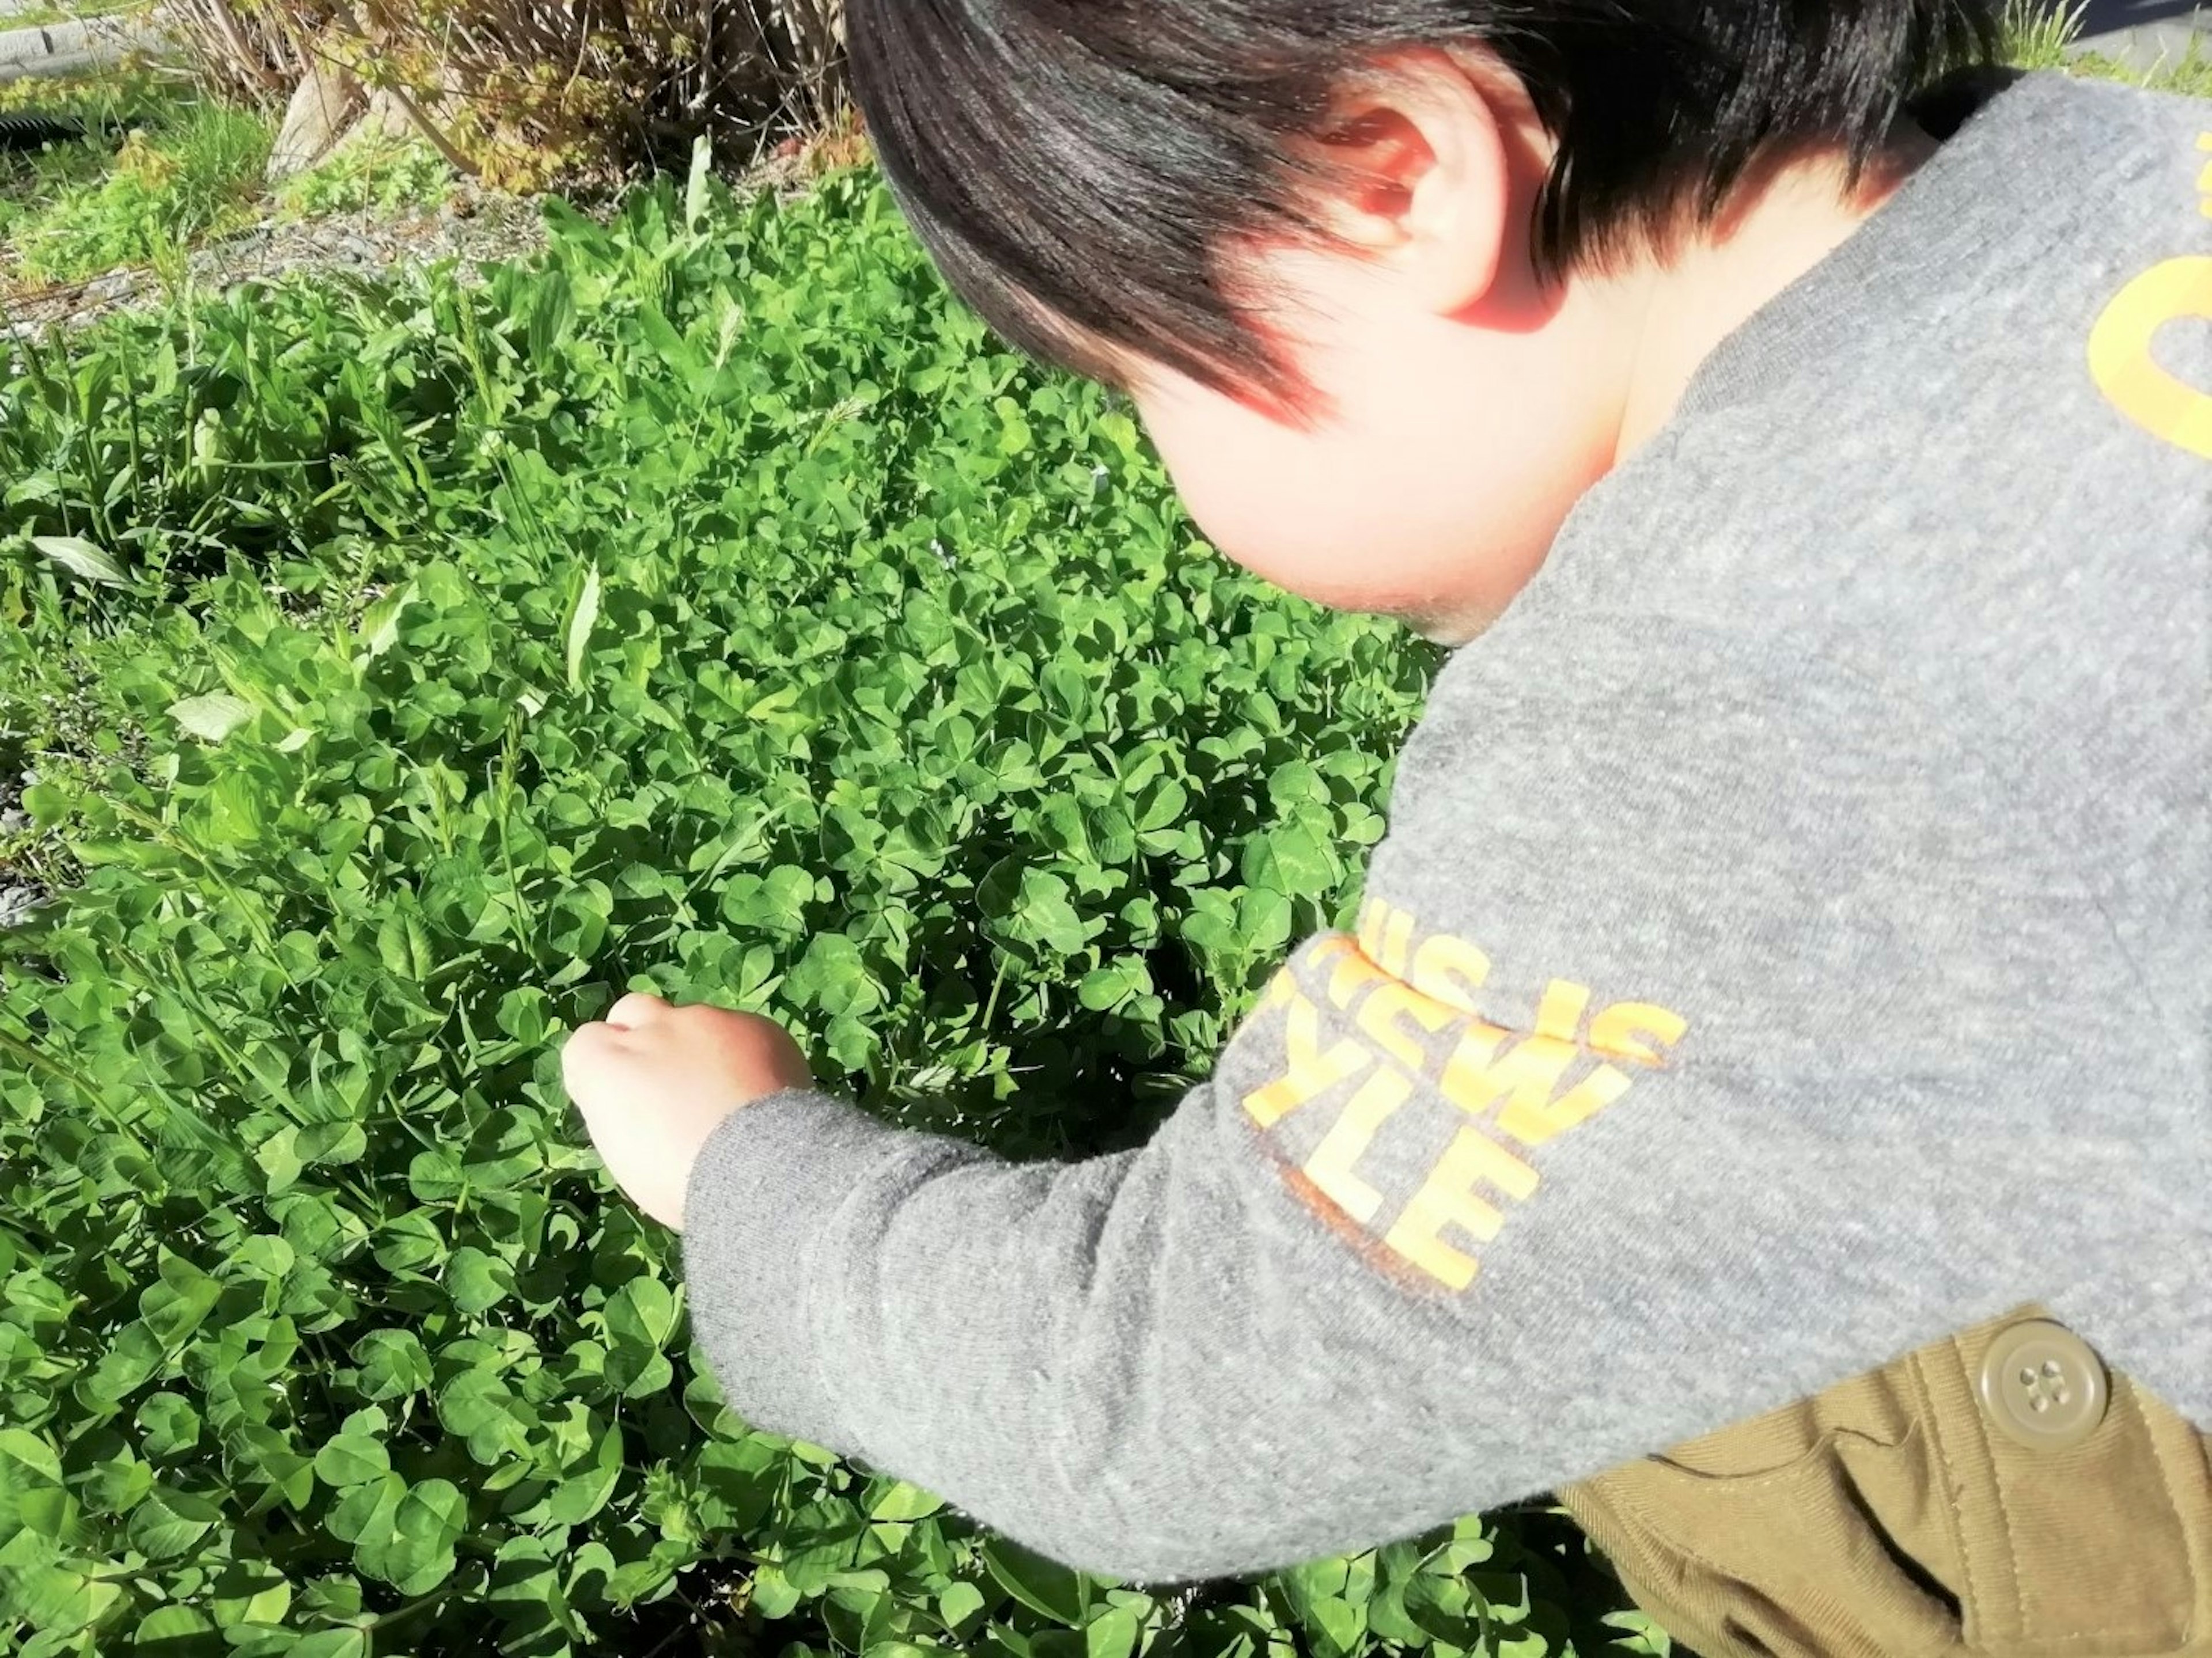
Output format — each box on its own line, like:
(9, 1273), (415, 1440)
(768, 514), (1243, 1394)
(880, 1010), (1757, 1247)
(677, 609), (2198, 1578)
(681, 1072), (1517, 1584)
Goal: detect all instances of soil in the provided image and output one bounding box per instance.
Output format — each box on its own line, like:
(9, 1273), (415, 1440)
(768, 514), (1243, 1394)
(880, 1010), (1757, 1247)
(1, 181), (557, 337)
(1, 151), (827, 341)
(0, 764), (39, 928)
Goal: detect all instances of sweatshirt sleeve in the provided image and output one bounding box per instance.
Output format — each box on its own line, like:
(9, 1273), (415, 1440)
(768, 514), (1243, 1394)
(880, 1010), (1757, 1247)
(680, 613), (2185, 1584)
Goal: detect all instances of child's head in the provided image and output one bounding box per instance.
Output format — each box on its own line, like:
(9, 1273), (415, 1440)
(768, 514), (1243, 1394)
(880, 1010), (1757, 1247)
(847, 2), (2004, 642)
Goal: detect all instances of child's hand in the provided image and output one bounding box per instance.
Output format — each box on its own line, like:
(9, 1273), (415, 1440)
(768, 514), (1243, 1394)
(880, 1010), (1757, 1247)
(561, 993), (814, 1231)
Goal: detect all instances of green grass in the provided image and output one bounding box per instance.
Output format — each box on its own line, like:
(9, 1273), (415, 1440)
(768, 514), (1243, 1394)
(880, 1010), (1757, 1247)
(0, 0), (151, 28)
(2002, 0), (2212, 94)
(2001, 0), (2096, 67)
(2076, 36), (2212, 98)
(0, 71), (269, 287)
(0, 70), (459, 294)
(272, 130), (458, 221)
(2, 98), (269, 285)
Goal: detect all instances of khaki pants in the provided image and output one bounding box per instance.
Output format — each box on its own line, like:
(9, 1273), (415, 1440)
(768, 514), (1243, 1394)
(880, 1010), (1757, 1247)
(1558, 1306), (2212, 1657)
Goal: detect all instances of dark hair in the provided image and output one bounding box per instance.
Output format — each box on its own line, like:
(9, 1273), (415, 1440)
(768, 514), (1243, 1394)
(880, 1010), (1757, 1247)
(847, 1), (2005, 409)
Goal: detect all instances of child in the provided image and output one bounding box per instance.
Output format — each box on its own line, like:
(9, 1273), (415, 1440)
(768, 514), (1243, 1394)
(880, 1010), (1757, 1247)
(560, 3), (2212, 1651)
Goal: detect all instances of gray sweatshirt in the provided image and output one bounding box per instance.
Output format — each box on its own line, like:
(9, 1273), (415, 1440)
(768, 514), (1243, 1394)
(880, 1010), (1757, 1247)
(681, 68), (2212, 1583)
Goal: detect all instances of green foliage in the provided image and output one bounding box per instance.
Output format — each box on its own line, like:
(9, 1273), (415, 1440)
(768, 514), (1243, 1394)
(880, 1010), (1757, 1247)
(1998, 0), (2092, 69)
(1999, 0), (2212, 95)
(0, 90), (270, 286)
(0, 70), (184, 251)
(0, 163), (1660, 1655)
(2077, 34), (2212, 99)
(0, 0), (149, 28)
(274, 137), (457, 222)
(0, 30), (2190, 1648)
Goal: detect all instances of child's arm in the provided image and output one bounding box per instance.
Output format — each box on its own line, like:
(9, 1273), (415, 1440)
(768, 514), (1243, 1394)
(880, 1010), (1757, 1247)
(565, 613), (2192, 1583)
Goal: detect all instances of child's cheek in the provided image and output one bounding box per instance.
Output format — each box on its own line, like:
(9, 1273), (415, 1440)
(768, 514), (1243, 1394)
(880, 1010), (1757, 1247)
(1138, 396), (1501, 621)
(1137, 381), (1373, 591)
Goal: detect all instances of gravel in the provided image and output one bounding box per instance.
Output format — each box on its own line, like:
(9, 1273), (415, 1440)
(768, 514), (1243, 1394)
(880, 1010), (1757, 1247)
(0, 883), (36, 929)
(1, 184), (558, 339)
(0, 766), (40, 930)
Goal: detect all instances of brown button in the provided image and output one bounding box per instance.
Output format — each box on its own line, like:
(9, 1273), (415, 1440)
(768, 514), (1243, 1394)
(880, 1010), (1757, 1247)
(1976, 1319), (2109, 1453)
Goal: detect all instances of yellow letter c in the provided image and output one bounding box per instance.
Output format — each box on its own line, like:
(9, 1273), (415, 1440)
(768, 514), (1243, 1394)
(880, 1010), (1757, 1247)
(2087, 256), (2212, 461)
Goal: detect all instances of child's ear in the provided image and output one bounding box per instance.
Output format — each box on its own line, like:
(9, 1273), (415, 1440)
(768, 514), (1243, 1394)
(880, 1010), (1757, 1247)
(1302, 48), (1517, 316)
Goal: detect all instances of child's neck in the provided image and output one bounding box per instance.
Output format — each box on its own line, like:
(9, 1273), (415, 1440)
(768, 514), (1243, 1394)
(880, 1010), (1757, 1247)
(1612, 120), (1945, 462)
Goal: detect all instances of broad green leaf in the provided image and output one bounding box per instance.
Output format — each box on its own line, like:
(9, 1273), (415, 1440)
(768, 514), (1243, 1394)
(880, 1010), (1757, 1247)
(10, 1563), (124, 1637)
(1402, 1571), (1483, 1649)
(685, 134), (714, 232)
(937, 1579), (989, 1638)
(136, 1393), (201, 1459)
(1085, 1605), (1141, 1658)
(79, 1323), (165, 1408)
(1366, 1580), (1430, 1648)
(209, 1557), (293, 1627)
(372, 1209), (446, 1274)
(782, 1497), (867, 1595)
(1013, 870), (1090, 955)
(328, 1472), (403, 1546)
(233, 1422), (317, 1512)
(18, 1482), (78, 1540)
(566, 563), (601, 692)
(496, 986), (551, 1046)
(356, 581), (416, 662)
(126, 1484), (220, 1559)
(133, 1604), (217, 1644)
(351, 1329), (433, 1402)
(693, 1437), (777, 1531)
(1601, 1607), (1675, 1655)
(1305, 1596), (1367, 1658)
(314, 1433), (391, 1490)
(606, 1345), (673, 1399)
(168, 693), (256, 743)
(405, 1147), (465, 1204)
(290, 1629), (371, 1658)
(606, 1542), (684, 1607)
(981, 1538), (1089, 1627)
(437, 1370), (532, 1464)
(786, 931), (874, 1014)
(445, 1245), (514, 1315)
(30, 534), (127, 585)
(362, 1476), (465, 1592)
(1077, 962), (1137, 1011)
(544, 1416), (623, 1526)
(139, 1254), (221, 1349)
(748, 1562), (803, 1621)
(0, 1428), (63, 1486)
(605, 1276), (677, 1350)
(230, 1235), (296, 1281)
(868, 1480), (944, 1522)
(82, 1447), (152, 1515)
(636, 301), (702, 380)
(1290, 1557), (1349, 1599)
